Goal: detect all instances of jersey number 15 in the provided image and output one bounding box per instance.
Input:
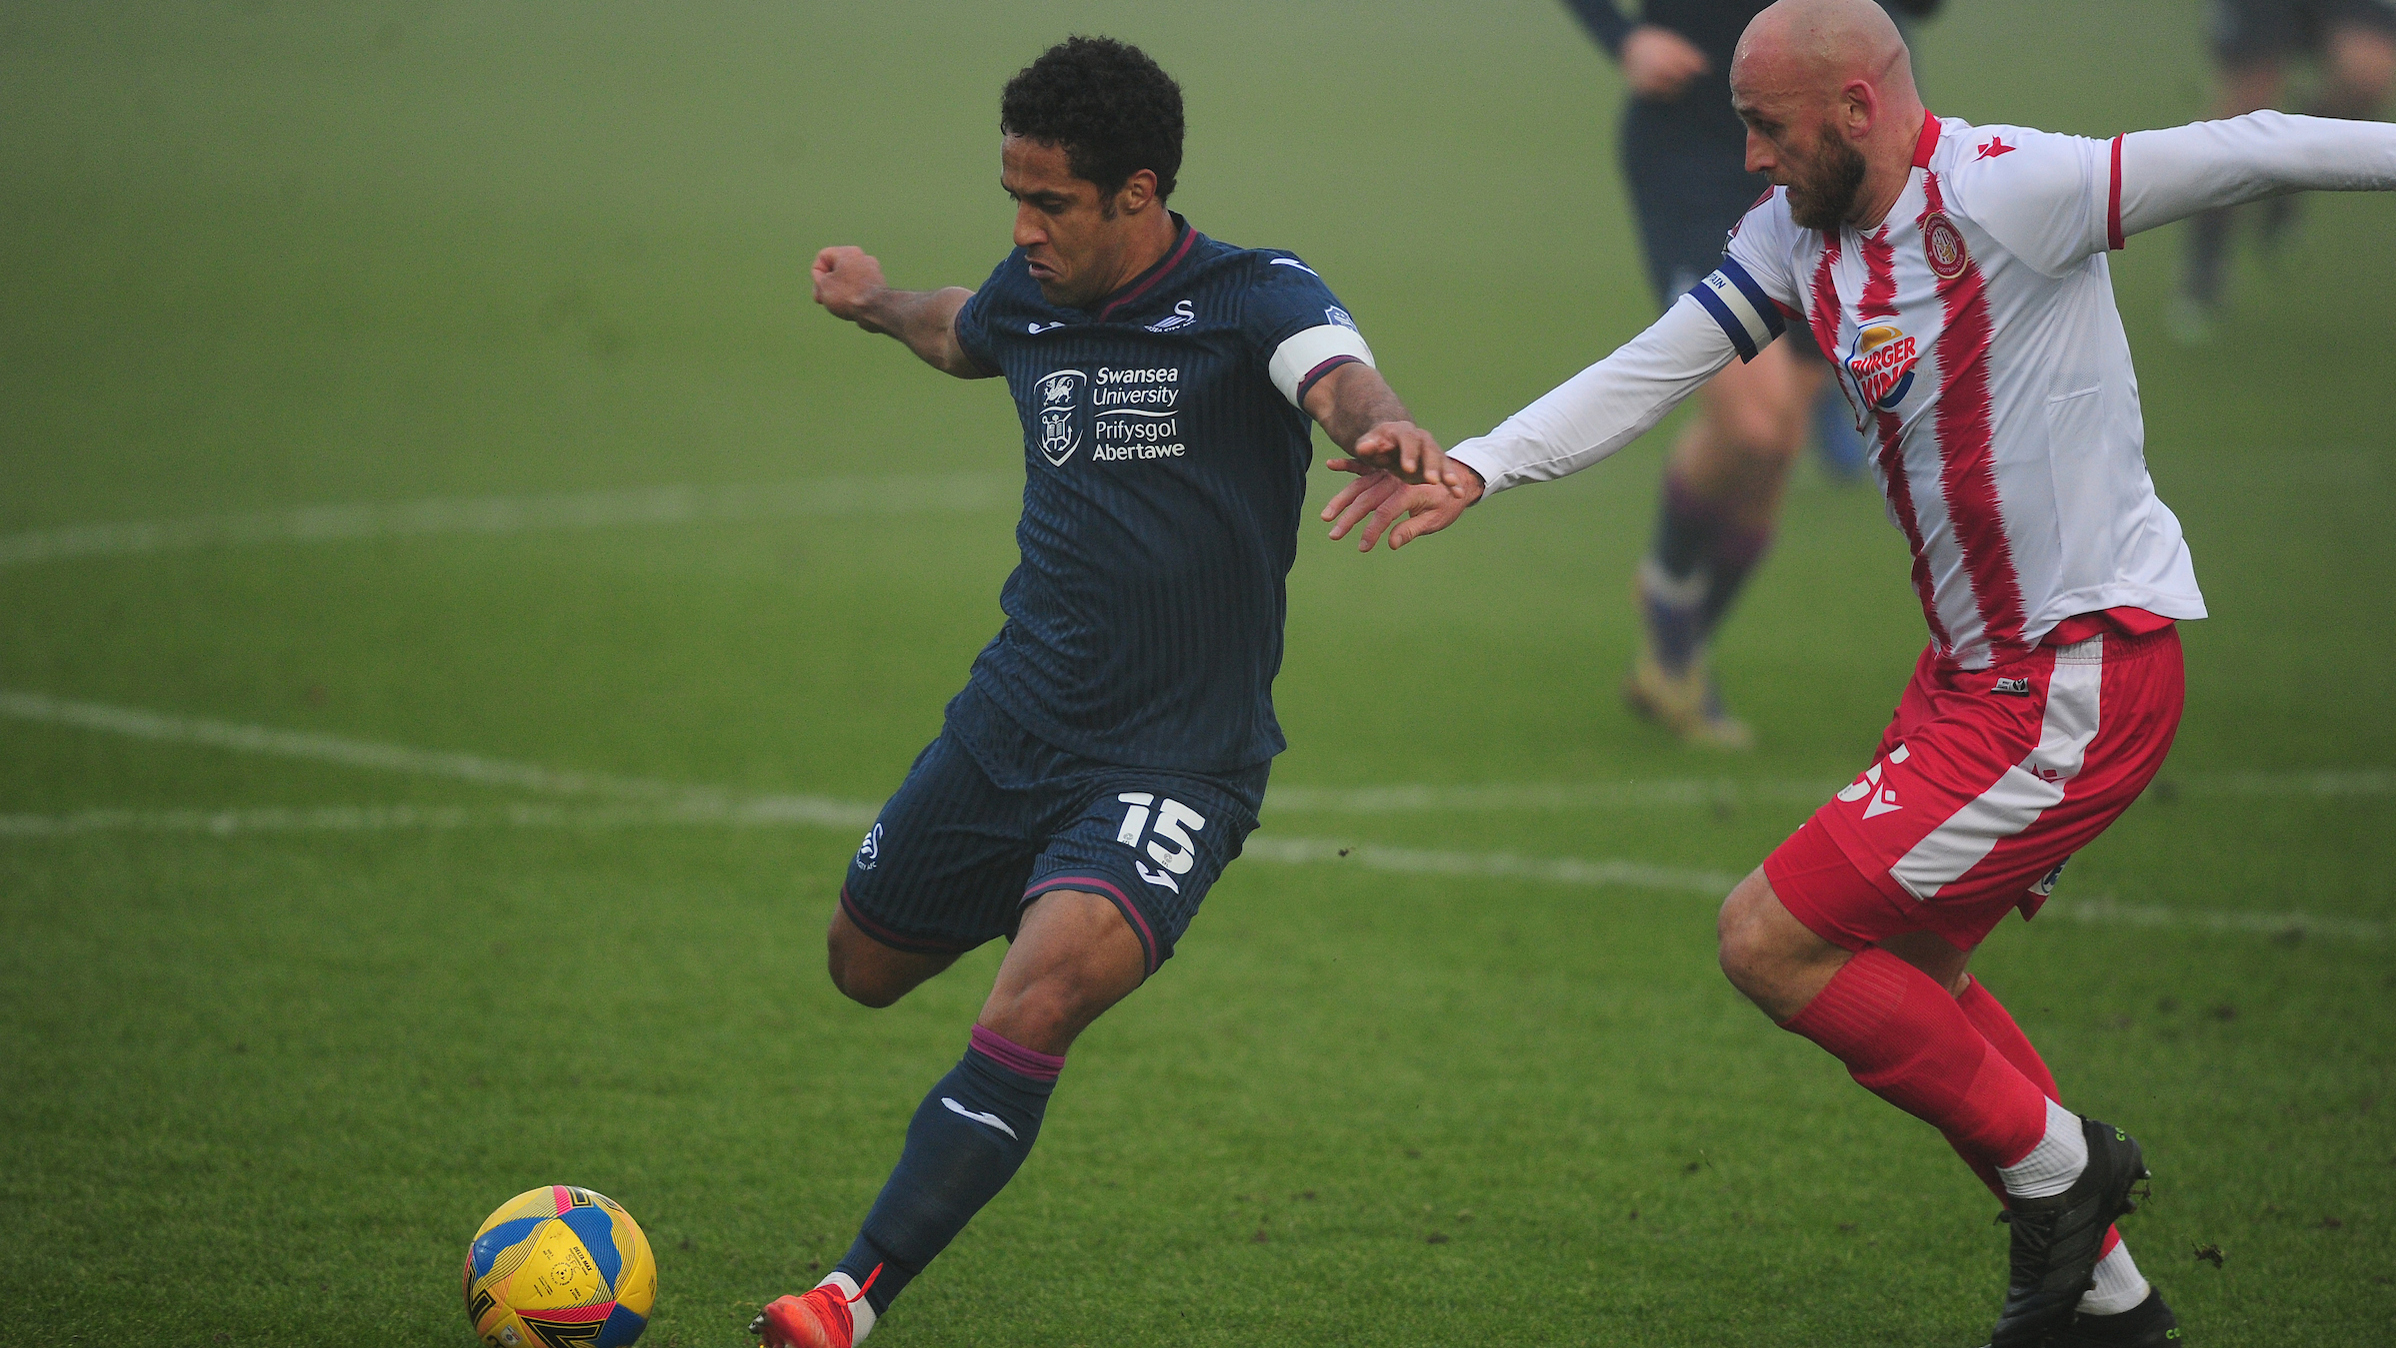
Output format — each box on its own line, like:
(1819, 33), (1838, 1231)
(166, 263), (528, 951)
(1116, 792), (1207, 893)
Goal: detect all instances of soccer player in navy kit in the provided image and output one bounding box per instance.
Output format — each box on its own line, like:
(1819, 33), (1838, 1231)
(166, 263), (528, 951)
(751, 37), (1464, 1348)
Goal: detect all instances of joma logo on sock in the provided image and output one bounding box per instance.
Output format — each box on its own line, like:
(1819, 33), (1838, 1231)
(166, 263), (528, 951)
(941, 1097), (1018, 1139)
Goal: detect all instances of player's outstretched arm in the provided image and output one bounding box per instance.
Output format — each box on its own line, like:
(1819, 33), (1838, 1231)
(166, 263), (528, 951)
(1324, 293), (1739, 552)
(1305, 362), (1468, 491)
(812, 246), (994, 379)
(2115, 112), (2396, 239)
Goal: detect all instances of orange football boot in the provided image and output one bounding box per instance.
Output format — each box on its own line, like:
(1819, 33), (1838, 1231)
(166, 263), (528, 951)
(751, 1267), (879, 1348)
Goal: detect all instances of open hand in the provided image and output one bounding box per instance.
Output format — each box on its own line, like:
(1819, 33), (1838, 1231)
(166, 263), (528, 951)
(1321, 461), (1483, 551)
(812, 246), (889, 325)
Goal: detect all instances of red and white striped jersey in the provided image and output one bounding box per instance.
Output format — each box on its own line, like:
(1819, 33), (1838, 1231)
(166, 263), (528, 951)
(1717, 114), (2201, 668)
(1448, 109), (2396, 668)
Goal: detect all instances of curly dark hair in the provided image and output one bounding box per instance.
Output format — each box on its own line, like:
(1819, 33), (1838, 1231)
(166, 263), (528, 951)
(1000, 36), (1184, 205)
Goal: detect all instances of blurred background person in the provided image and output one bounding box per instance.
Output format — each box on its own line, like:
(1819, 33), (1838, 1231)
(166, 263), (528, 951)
(1565, 0), (1941, 749)
(2175, 0), (2396, 340)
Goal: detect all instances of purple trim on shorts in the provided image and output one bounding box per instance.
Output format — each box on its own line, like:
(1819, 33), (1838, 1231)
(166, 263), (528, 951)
(839, 887), (975, 956)
(1023, 874), (1158, 975)
(968, 1023), (1065, 1082)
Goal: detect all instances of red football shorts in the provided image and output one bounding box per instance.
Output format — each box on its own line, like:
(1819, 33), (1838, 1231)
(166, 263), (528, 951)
(1767, 625), (2184, 953)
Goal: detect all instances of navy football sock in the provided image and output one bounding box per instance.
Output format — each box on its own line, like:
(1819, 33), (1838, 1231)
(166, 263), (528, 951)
(1697, 521), (1774, 636)
(836, 1026), (1062, 1316)
(1651, 468), (1719, 581)
(1641, 470), (1719, 673)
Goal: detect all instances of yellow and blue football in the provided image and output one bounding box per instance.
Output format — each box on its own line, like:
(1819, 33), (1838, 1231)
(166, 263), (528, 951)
(462, 1185), (657, 1348)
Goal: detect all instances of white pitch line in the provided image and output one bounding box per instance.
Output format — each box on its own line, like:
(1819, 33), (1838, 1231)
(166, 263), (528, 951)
(0, 471), (1016, 569)
(2040, 896), (2385, 943)
(0, 802), (1727, 895)
(1242, 834), (1737, 894)
(1265, 780), (1836, 812)
(2, 804), (2379, 941)
(5, 691), (2386, 935)
(0, 689), (878, 829)
(1264, 770), (2396, 813)
(0, 801), (875, 837)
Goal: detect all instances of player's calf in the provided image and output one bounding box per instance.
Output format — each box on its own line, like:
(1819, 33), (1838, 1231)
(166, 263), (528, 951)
(757, 1026), (1065, 1347)
(975, 887), (1147, 1053)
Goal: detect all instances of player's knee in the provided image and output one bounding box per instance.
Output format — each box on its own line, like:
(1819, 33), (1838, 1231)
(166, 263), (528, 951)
(825, 926), (909, 1009)
(826, 952), (903, 1009)
(1715, 871), (1781, 998)
(1715, 402), (1807, 467)
(987, 973), (1109, 1048)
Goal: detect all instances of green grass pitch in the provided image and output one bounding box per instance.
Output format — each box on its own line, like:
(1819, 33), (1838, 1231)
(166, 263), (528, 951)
(3, 3), (2391, 1344)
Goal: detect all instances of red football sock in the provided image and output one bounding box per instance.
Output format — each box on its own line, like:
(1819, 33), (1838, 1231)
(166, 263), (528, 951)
(1952, 976), (2122, 1255)
(1782, 948), (2050, 1168)
(1957, 976), (2060, 1098)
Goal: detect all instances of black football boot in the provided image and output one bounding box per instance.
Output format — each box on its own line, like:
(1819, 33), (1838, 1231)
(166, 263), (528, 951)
(1986, 1118), (2150, 1348)
(2050, 1287), (2183, 1346)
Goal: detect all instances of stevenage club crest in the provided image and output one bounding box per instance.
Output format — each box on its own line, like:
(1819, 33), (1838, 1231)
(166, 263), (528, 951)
(1034, 369), (1086, 466)
(1923, 211), (1970, 281)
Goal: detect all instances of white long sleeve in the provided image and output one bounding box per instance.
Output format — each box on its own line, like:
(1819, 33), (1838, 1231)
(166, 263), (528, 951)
(1448, 294), (1737, 497)
(2118, 111), (2396, 237)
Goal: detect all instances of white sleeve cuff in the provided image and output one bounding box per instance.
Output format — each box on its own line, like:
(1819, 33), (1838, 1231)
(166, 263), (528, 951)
(1269, 324), (1376, 407)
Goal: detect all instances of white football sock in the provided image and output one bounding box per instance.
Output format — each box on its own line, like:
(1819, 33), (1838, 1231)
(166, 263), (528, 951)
(817, 1271), (876, 1343)
(2077, 1240), (2150, 1315)
(1997, 1098), (2089, 1200)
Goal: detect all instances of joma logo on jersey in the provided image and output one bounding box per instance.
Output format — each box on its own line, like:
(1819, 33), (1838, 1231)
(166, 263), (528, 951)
(1034, 369), (1085, 466)
(1845, 324), (1919, 412)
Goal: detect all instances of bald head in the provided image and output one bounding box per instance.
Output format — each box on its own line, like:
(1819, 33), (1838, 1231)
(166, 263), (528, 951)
(1735, 0), (1914, 96)
(1728, 0), (1928, 230)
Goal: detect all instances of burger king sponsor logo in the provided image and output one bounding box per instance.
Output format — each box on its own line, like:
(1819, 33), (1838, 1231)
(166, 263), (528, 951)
(1845, 324), (1920, 413)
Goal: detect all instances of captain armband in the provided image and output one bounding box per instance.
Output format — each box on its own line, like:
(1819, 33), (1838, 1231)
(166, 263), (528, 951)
(1268, 324), (1377, 407)
(1686, 258), (1788, 362)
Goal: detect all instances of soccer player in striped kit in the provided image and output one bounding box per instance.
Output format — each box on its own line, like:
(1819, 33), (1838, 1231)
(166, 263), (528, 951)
(753, 36), (1464, 1348)
(1327, 0), (2396, 1341)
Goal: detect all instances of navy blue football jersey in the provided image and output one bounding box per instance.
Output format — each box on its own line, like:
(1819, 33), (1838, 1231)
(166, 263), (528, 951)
(951, 213), (1375, 773)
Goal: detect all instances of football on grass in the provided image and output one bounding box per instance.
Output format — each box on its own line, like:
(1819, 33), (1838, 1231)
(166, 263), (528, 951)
(462, 1185), (657, 1348)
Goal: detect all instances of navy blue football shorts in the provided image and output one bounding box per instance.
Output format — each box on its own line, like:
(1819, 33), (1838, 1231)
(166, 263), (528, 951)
(840, 682), (1267, 977)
